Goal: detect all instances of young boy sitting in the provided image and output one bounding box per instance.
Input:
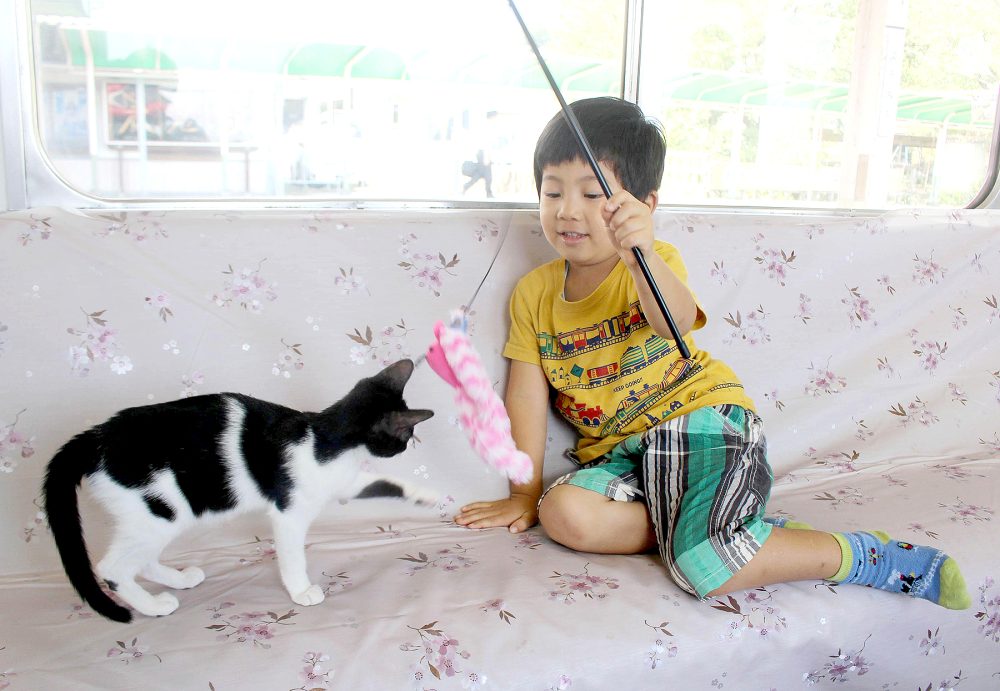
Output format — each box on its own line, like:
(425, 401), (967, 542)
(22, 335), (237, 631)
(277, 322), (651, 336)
(455, 96), (970, 610)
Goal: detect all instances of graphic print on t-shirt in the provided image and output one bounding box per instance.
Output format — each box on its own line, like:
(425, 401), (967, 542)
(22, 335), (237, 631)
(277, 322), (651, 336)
(537, 300), (700, 437)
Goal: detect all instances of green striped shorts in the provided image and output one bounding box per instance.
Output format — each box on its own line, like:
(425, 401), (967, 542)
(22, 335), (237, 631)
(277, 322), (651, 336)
(545, 404), (773, 598)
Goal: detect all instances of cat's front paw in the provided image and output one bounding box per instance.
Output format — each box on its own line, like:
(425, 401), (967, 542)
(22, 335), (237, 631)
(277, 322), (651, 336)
(291, 584), (325, 607)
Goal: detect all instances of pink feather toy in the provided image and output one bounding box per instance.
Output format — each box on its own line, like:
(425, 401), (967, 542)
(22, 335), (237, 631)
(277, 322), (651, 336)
(424, 311), (533, 485)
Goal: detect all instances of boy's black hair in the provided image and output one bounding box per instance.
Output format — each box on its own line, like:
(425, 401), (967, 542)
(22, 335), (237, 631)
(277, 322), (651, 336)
(533, 96), (666, 200)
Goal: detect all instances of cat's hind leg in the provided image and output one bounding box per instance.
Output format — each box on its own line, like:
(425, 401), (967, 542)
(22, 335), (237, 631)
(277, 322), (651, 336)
(97, 530), (181, 617)
(131, 474), (204, 589)
(96, 505), (188, 617)
(141, 562), (206, 590)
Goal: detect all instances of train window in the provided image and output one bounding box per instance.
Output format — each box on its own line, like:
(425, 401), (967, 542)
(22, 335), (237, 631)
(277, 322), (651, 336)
(28, 0), (624, 202)
(639, 0), (1000, 209)
(26, 1), (1000, 208)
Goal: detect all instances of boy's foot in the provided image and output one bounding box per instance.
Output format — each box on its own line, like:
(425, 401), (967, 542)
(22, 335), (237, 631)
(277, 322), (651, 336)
(763, 515), (813, 530)
(831, 531), (971, 610)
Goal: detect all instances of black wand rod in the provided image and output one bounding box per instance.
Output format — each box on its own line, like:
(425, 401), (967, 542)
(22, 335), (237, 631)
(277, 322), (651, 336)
(507, 0), (691, 360)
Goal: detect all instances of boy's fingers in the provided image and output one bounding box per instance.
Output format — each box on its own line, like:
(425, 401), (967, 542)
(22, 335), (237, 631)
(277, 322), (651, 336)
(607, 203), (644, 232)
(470, 506), (523, 528)
(456, 506), (505, 525)
(456, 514), (486, 527)
(459, 501), (496, 513)
(606, 190), (632, 209)
(509, 516), (531, 534)
(466, 514), (507, 529)
(621, 228), (649, 251)
(604, 193), (635, 225)
(455, 508), (489, 523)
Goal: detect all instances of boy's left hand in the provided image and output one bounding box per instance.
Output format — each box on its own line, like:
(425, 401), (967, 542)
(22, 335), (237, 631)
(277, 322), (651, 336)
(603, 190), (655, 267)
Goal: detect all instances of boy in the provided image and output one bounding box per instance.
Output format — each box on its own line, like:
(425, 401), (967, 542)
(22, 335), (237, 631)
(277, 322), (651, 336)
(455, 97), (970, 609)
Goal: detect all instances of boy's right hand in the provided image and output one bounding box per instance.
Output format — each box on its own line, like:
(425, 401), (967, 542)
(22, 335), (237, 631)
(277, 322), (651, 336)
(454, 493), (538, 533)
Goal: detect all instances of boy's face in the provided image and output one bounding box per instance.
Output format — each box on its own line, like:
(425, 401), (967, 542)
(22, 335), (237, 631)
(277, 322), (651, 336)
(539, 158), (622, 270)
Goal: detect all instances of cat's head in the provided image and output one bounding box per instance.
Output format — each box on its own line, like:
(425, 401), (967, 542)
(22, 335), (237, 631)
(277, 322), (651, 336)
(350, 359), (434, 457)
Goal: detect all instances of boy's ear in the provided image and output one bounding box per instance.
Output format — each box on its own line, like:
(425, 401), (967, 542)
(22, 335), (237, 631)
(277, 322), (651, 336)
(643, 190), (659, 209)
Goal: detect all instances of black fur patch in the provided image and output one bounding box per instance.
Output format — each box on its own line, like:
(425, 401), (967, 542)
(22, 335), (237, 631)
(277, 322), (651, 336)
(98, 395), (239, 515)
(143, 494), (175, 521)
(355, 480), (405, 499)
(311, 360), (432, 459)
(234, 395), (304, 512)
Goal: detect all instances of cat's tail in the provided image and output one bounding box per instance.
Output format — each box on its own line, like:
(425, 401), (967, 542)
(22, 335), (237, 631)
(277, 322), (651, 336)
(43, 430), (132, 623)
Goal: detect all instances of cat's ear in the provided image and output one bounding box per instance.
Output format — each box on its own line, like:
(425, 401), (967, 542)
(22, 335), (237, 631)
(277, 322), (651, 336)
(376, 358), (416, 392)
(389, 409), (434, 435)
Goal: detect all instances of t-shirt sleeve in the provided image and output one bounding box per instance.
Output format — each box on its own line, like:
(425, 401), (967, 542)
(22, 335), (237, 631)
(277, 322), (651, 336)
(655, 241), (707, 331)
(502, 277), (542, 365)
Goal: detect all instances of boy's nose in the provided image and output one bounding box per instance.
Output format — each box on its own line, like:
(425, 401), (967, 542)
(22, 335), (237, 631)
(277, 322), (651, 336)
(557, 197), (581, 220)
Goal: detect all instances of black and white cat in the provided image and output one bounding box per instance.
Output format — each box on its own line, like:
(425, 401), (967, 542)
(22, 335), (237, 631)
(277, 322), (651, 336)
(43, 359), (435, 623)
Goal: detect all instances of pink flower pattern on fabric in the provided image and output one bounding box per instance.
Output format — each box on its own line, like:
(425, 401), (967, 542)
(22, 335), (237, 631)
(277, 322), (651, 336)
(66, 309), (132, 377)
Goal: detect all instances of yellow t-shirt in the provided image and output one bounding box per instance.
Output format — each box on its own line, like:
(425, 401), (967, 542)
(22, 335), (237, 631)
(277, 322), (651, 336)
(503, 241), (756, 464)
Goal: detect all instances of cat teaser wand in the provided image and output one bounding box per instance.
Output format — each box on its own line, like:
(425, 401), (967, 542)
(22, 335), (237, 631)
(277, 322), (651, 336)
(507, 0), (692, 360)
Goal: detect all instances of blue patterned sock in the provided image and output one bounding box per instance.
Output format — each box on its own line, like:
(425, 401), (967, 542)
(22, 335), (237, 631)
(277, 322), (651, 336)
(831, 531), (970, 610)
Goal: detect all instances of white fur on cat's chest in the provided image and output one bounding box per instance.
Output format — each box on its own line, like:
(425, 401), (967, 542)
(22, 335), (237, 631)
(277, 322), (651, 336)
(283, 433), (371, 505)
(221, 396), (369, 512)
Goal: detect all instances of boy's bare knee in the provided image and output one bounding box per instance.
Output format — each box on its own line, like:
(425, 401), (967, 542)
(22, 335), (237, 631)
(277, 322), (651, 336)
(538, 485), (594, 550)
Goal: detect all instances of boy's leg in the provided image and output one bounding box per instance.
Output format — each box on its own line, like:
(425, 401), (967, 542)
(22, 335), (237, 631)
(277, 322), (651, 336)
(707, 526), (841, 592)
(642, 405), (773, 597)
(538, 484), (656, 554)
(709, 526), (971, 610)
(641, 405), (970, 609)
(537, 450), (656, 554)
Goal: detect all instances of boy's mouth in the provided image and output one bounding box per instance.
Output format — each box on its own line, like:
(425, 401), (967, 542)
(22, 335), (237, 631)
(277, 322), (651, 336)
(558, 231), (588, 242)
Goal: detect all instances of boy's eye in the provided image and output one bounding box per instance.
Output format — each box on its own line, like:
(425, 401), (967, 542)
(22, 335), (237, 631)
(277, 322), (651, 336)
(543, 192), (561, 199)
(584, 193), (604, 200)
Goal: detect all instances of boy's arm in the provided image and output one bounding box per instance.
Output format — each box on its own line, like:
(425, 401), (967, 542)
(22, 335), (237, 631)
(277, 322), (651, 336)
(454, 358), (549, 533)
(605, 191), (698, 340)
(627, 248), (698, 340)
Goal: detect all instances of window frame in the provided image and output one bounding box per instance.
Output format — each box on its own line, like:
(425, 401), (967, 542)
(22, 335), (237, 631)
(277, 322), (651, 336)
(3, 0), (999, 212)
